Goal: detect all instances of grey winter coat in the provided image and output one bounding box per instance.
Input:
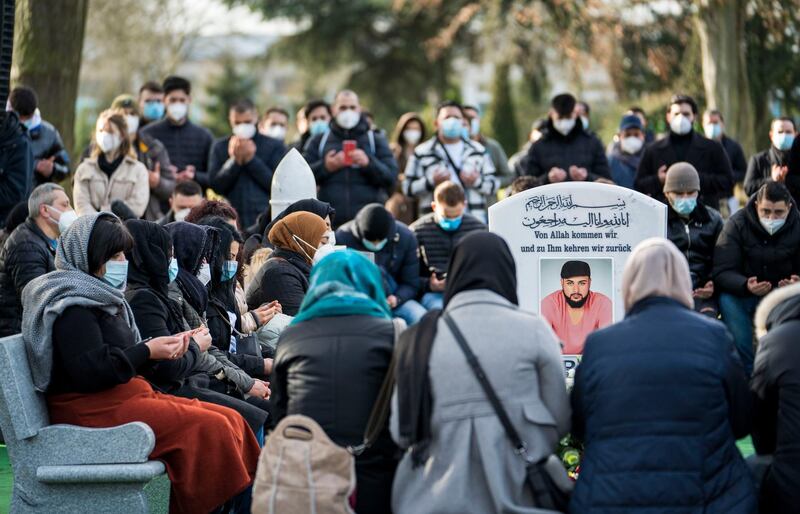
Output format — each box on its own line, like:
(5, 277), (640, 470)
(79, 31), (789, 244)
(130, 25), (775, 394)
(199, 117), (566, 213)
(390, 289), (570, 514)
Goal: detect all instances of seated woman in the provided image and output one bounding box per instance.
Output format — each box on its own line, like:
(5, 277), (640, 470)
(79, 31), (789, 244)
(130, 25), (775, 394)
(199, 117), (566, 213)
(21, 212), (260, 514)
(245, 211), (327, 316)
(391, 231), (570, 514)
(124, 219), (269, 437)
(270, 250), (398, 514)
(570, 238), (755, 513)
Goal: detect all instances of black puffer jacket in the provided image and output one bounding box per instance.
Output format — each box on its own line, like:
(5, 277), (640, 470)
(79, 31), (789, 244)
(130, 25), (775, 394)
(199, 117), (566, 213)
(409, 212), (485, 281)
(744, 146), (799, 204)
(751, 283), (800, 514)
(304, 116), (398, 227)
(0, 112), (33, 228)
(245, 248), (310, 316)
(713, 196), (800, 295)
(521, 118), (611, 183)
(666, 201), (723, 288)
(0, 219), (56, 336)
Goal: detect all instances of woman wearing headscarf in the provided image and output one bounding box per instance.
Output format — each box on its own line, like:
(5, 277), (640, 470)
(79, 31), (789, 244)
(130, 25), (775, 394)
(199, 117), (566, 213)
(270, 250), (399, 514)
(21, 212), (259, 514)
(569, 238), (755, 514)
(245, 211), (328, 316)
(124, 219), (269, 435)
(391, 232), (569, 514)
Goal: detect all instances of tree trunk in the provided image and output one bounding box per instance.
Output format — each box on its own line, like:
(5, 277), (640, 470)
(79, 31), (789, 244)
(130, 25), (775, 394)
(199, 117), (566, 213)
(11, 0), (88, 158)
(694, 0), (755, 155)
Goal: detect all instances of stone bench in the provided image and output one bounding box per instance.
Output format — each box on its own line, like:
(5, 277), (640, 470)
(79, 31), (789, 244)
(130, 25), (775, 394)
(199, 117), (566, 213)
(0, 334), (169, 513)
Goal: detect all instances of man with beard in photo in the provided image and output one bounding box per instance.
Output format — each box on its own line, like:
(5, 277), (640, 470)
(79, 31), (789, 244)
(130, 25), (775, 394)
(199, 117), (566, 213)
(541, 260), (613, 354)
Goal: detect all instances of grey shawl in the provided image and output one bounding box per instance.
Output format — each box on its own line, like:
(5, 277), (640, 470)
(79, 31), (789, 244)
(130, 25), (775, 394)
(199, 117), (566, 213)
(21, 212), (141, 392)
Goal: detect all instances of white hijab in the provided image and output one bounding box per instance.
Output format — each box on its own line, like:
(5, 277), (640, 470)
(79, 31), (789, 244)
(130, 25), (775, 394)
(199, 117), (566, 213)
(622, 237), (694, 313)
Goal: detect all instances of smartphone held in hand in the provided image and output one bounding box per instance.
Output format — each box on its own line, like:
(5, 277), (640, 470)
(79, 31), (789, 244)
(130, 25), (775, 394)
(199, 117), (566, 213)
(343, 140), (357, 166)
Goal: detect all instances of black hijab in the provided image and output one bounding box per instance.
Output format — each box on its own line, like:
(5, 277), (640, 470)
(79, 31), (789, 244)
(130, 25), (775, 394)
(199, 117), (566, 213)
(395, 232), (518, 465)
(124, 219), (185, 334)
(197, 216), (243, 314)
(166, 221), (219, 315)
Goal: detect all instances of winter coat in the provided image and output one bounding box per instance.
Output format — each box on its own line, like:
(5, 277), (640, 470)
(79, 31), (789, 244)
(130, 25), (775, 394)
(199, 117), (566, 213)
(136, 134), (174, 221)
(570, 296), (756, 514)
(73, 156), (150, 218)
(409, 212), (485, 286)
(245, 248), (310, 316)
(271, 314), (398, 514)
(208, 133), (286, 228)
(403, 136), (498, 222)
(635, 131), (734, 208)
(721, 135), (748, 184)
(521, 119), (611, 184)
(390, 290), (570, 514)
(140, 118), (214, 188)
(336, 219), (420, 305)
(0, 112), (33, 228)
(744, 146), (798, 204)
(29, 120), (70, 185)
(751, 283), (800, 514)
(666, 201), (724, 288)
(713, 195), (800, 296)
(0, 219), (56, 337)
(304, 116), (398, 227)
(607, 140), (643, 189)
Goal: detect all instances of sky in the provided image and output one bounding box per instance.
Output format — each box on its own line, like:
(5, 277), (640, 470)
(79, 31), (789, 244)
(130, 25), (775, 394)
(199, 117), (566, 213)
(184, 0), (298, 37)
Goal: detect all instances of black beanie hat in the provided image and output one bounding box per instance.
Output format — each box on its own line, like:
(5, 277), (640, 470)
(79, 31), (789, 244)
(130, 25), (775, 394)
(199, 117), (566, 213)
(561, 260), (591, 279)
(356, 204), (393, 241)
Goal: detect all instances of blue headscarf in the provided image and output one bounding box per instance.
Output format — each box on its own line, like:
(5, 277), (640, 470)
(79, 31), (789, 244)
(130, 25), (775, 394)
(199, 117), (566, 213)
(292, 250), (391, 324)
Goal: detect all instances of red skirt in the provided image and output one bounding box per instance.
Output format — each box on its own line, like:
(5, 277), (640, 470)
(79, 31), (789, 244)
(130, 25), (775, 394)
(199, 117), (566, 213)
(47, 376), (261, 514)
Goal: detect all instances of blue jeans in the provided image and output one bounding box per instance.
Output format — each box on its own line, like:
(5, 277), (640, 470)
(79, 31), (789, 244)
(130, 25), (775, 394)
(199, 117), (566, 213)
(719, 293), (761, 375)
(393, 299), (427, 326)
(421, 292), (444, 311)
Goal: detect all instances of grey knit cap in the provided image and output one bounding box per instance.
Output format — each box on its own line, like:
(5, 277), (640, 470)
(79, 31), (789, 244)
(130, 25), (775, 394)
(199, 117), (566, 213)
(663, 162), (700, 193)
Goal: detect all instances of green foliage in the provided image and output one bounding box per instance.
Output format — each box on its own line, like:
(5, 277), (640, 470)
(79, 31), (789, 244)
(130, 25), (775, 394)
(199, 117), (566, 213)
(203, 56), (258, 138)
(485, 62), (519, 154)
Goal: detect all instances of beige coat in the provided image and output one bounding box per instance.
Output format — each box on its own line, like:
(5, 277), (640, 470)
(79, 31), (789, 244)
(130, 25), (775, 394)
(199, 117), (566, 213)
(73, 156), (150, 217)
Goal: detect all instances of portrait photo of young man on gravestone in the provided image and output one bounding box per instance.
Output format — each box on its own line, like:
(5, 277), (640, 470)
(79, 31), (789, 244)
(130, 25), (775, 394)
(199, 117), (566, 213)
(540, 259), (613, 354)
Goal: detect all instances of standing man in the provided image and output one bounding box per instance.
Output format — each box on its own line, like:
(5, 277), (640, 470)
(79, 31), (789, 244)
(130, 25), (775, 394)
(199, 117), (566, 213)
(0, 184), (76, 337)
(258, 106), (290, 143)
(137, 81), (165, 128)
(607, 114), (646, 189)
(635, 94), (734, 208)
(463, 104), (512, 187)
(0, 110), (32, 228)
(141, 76), (214, 188)
(744, 117), (798, 205)
(703, 109), (747, 214)
(7, 86), (70, 186)
(304, 90), (398, 227)
(209, 99), (285, 228)
(540, 260), (613, 354)
(403, 101), (498, 222)
(713, 181), (800, 374)
(521, 93), (611, 185)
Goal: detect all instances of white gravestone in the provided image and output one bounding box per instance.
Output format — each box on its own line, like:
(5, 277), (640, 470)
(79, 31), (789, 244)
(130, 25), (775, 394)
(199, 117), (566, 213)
(489, 182), (667, 354)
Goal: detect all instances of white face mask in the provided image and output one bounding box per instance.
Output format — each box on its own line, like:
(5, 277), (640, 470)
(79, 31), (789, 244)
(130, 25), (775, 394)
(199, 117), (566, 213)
(174, 208), (191, 222)
(403, 129), (422, 145)
(336, 110), (360, 130)
(95, 130), (122, 154)
(265, 124), (287, 141)
(167, 102), (188, 122)
(232, 122), (256, 139)
(670, 114), (693, 135)
(323, 229), (336, 247)
(312, 243), (336, 266)
(124, 115), (140, 135)
(197, 263), (212, 286)
(45, 205), (78, 234)
(620, 136), (644, 155)
(760, 217), (786, 235)
(553, 117), (576, 136)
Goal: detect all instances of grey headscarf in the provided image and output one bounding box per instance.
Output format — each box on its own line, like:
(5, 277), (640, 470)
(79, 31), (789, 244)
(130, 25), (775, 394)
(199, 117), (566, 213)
(622, 237), (694, 313)
(21, 212), (141, 392)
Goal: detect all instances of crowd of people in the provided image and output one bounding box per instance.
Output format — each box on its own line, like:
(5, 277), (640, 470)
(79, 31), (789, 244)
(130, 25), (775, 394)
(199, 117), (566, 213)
(0, 75), (799, 513)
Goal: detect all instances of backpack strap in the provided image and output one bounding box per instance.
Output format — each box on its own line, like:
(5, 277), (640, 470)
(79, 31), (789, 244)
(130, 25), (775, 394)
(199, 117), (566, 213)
(317, 130), (331, 157)
(367, 130), (376, 155)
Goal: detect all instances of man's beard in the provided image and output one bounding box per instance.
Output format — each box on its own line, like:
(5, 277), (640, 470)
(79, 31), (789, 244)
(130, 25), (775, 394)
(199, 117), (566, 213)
(563, 291), (589, 309)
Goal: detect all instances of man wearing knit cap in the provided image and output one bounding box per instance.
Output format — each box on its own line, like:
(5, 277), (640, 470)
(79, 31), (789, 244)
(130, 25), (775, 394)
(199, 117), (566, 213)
(664, 162), (723, 317)
(540, 260), (612, 354)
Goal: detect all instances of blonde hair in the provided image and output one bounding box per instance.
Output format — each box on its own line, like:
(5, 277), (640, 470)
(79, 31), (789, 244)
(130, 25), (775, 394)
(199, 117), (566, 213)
(91, 109), (135, 159)
(244, 247), (273, 290)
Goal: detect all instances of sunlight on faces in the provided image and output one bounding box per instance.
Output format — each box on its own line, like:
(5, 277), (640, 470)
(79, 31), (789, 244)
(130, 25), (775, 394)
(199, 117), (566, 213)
(435, 106), (462, 128)
(230, 108), (257, 129)
(667, 102), (694, 124)
(770, 119), (796, 145)
(333, 92), (361, 115)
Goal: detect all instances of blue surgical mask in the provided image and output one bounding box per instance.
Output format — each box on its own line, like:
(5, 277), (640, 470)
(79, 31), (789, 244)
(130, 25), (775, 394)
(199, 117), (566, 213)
(760, 217), (786, 235)
(309, 119), (330, 137)
(774, 133), (795, 152)
(221, 260), (238, 281)
(441, 117), (463, 139)
(437, 214), (463, 232)
(168, 257), (179, 283)
(470, 118), (481, 137)
(671, 197), (697, 216)
(103, 260), (128, 289)
(143, 101), (165, 121)
(362, 238), (388, 252)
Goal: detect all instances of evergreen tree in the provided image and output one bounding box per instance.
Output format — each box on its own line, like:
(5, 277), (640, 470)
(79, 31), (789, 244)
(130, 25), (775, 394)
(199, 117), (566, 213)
(486, 62), (519, 155)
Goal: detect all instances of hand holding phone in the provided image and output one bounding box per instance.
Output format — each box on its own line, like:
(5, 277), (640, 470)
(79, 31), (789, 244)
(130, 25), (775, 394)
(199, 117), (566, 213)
(343, 140), (357, 166)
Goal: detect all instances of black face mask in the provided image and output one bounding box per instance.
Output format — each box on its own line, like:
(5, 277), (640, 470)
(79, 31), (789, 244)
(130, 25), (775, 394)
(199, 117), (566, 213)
(563, 291), (589, 309)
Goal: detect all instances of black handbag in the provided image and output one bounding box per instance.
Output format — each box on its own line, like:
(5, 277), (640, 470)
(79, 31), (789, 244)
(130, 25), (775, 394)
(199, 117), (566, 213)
(213, 305), (262, 357)
(443, 313), (571, 512)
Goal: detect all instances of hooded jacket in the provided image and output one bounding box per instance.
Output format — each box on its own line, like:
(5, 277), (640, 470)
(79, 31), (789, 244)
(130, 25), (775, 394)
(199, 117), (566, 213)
(751, 282), (800, 514)
(304, 115), (398, 227)
(713, 195), (800, 296)
(667, 201), (724, 288)
(0, 112), (33, 227)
